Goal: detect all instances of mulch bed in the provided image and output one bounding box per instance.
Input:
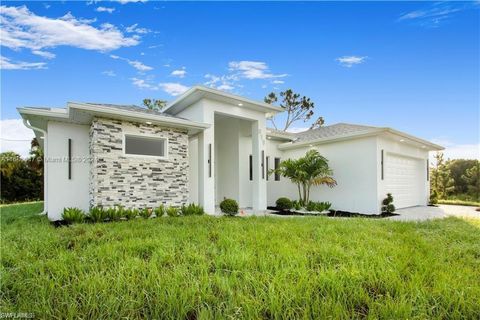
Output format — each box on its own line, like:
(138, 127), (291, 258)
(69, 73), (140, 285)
(267, 207), (398, 218)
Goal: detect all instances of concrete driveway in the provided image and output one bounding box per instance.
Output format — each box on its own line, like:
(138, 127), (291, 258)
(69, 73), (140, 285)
(389, 204), (480, 222)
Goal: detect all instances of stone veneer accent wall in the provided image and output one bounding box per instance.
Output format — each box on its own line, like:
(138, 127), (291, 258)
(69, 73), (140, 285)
(89, 117), (189, 209)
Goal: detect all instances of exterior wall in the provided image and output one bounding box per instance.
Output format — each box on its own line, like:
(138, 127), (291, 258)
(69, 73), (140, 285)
(175, 98), (267, 213)
(266, 136), (380, 214)
(376, 136), (429, 209)
(46, 121), (90, 220)
(89, 117), (189, 209)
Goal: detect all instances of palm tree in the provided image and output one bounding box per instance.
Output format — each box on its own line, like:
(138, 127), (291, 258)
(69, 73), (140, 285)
(272, 150), (336, 203)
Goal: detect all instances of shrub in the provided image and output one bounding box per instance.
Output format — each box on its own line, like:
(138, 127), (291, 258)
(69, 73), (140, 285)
(382, 193), (395, 213)
(220, 198), (238, 216)
(124, 208), (137, 220)
(292, 200), (302, 210)
(139, 208), (153, 219)
(323, 201), (332, 211)
(88, 206), (105, 223)
(106, 207), (122, 221)
(166, 206), (179, 217)
(154, 205), (165, 217)
(276, 197), (293, 211)
(306, 201), (317, 212)
(180, 203), (205, 216)
(62, 207), (85, 224)
(430, 190), (438, 205)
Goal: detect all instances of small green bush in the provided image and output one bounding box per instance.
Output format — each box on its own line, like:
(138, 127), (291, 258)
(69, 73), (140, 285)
(166, 206), (179, 217)
(306, 201), (317, 212)
(292, 200), (302, 210)
(124, 208), (137, 220)
(276, 197), (293, 210)
(180, 203), (205, 216)
(220, 198), (238, 216)
(381, 193), (395, 213)
(139, 208), (153, 219)
(88, 206), (105, 223)
(322, 201), (332, 211)
(106, 207), (122, 221)
(430, 190), (438, 205)
(154, 205), (165, 217)
(62, 207), (85, 224)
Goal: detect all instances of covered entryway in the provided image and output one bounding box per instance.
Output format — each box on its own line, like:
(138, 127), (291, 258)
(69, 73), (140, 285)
(385, 153), (425, 209)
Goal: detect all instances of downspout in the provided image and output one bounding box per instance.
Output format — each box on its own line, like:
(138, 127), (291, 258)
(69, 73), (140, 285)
(23, 119), (48, 216)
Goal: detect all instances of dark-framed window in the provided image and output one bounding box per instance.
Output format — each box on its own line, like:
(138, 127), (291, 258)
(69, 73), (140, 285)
(274, 157), (281, 181)
(381, 149), (384, 180)
(266, 156), (270, 181)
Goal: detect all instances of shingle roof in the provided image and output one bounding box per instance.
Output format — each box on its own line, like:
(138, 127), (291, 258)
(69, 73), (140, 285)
(83, 103), (188, 120)
(267, 123), (381, 143)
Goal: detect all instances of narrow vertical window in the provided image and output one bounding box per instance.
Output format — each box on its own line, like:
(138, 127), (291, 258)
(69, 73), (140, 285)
(208, 143), (212, 178)
(381, 149), (384, 180)
(249, 155), (253, 181)
(274, 157), (280, 181)
(427, 159), (429, 181)
(266, 156), (270, 181)
(68, 138), (72, 180)
(261, 150), (265, 179)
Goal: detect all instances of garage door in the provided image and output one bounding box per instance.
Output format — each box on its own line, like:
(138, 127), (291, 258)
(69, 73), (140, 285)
(385, 153), (424, 209)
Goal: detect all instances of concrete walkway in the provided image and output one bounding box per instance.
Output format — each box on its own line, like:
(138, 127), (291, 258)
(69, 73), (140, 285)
(389, 204), (480, 222)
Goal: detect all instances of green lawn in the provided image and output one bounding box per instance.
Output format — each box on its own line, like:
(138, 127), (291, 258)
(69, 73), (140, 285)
(1, 202), (479, 319)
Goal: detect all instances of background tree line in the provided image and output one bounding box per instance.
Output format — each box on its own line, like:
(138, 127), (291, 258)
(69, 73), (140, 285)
(430, 152), (479, 202)
(0, 138), (43, 203)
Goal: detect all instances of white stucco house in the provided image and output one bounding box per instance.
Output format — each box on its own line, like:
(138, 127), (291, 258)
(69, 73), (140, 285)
(18, 86), (443, 221)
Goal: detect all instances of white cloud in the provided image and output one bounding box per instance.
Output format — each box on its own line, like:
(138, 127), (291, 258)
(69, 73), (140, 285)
(397, 2), (477, 27)
(272, 80), (284, 84)
(336, 56), (367, 68)
(0, 119), (35, 158)
(204, 73), (237, 91)
(110, 54), (152, 71)
(131, 77), (158, 90)
(96, 6), (115, 14)
(32, 50), (55, 59)
(159, 82), (188, 96)
(228, 61), (287, 79)
(431, 138), (480, 161)
(286, 127), (309, 133)
(171, 67), (186, 78)
(102, 70), (116, 76)
(217, 84), (234, 91)
(125, 23), (150, 34)
(115, 0), (147, 4)
(0, 55), (46, 70)
(0, 5), (139, 55)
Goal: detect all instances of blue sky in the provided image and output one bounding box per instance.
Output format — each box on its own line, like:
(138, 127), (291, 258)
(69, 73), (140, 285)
(1, 1), (479, 159)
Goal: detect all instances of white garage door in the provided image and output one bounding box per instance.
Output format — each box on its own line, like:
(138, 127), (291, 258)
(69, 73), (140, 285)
(385, 153), (425, 209)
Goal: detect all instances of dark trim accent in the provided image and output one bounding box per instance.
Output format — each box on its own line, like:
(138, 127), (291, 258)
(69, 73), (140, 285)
(266, 156), (270, 181)
(381, 149), (384, 180)
(261, 150), (265, 179)
(427, 159), (429, 181)
(249, 155), (253, 181)
(274, 157), (281, 181)
(68, 138), (72, 180)
(208, 143), (212, 178)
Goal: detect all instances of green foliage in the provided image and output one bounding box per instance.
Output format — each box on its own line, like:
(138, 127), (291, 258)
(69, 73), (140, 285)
(180, 203), (205, 216)
(437, 199), (480, 207)
(264, 89), (323, 131)
(88, 206), (106, 223)
(292, 200), (302, 210)
(106, 207), (122, 221)
(142, 98), (167, 111)
(0, 151), (42, 203)
(154, 205), (165, 217)
(272, 150), (336, 204)
(166, 206), (179, 217)
(381, 193), (395, 213)
(276, 197), (293, 210)
(3, 202), (480, 319)
(62, 207), (85, 224)
(306, 201), (317, 212)
(430, 190), (438, 205)
(220, 198), (238, 216)
(139, 208), (153, 219)
(124, 208), (138, 220)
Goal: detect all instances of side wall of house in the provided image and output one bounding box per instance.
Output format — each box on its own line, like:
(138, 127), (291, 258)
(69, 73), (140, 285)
(89, 117), (189, 209)
(266, 136), (380, 214)
(47, 121), (90, 220)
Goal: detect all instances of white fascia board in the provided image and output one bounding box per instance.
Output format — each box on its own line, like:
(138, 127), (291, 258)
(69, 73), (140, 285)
(17, 107), (69, 120)
(384, 128), (444, 151)
(164, 85), (284, 114)
(68, 102), (210, 130)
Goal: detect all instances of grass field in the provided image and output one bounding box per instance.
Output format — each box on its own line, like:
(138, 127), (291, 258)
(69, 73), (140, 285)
(1, 202), (479, 319)
(437, 199), (480, 207)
